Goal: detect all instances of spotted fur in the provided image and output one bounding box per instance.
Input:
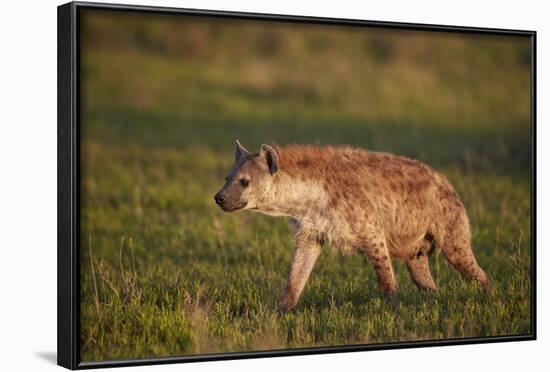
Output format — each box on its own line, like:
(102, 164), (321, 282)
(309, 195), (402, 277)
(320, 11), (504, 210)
(214, 141), (489, 312)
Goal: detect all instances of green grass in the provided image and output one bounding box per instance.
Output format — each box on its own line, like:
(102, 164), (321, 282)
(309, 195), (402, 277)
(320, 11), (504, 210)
(79, 9), (532, 361)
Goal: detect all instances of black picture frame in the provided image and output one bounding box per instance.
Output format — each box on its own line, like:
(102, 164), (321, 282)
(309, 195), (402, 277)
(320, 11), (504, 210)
(57, 1), (537, 369)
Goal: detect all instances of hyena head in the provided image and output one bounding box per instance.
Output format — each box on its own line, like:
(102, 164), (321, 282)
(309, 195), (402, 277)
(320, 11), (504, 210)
(214, 140), (279, 212)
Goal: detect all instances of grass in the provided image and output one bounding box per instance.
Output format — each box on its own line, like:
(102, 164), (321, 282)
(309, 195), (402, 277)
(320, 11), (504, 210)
(79, 9), (532, 361)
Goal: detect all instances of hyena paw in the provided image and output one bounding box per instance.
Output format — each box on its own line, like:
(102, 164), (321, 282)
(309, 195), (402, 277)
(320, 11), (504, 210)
(381, 284), (399, 298)
(278, 296), (297, 313)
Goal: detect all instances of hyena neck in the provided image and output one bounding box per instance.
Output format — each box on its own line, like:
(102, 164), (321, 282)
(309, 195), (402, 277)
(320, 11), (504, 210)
(253, 172), (328, 220)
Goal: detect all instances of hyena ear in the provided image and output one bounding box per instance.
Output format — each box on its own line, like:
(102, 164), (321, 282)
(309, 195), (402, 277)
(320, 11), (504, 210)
(260, 144), (279, 175)
(234, 139), (250, 161)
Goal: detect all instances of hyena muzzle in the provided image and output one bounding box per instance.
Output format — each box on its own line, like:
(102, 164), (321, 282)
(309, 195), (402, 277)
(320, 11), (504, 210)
(214, 140), (489, 312)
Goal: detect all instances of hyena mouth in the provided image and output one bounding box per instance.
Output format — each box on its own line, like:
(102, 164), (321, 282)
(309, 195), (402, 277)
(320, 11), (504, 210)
(219, 201), (248, 212)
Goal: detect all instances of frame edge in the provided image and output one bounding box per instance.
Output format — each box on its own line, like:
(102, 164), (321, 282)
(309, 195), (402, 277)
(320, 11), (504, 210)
(530, 31), (537, 340)
(58, 1), (78, 370)
(71, 1), (536, 35)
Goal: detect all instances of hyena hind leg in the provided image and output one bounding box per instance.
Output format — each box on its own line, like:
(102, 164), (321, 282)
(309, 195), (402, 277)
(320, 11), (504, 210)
(435, 219), (490, 291)
(406, 242), (437, 291)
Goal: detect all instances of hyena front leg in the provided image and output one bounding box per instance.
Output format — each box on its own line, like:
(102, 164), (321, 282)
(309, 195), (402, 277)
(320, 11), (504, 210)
(360, 234), (398, 296)
(279, 236), (321, 312)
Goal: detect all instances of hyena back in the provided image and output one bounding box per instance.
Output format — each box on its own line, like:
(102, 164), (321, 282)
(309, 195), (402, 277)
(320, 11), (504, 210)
(214, 141), (489, 312)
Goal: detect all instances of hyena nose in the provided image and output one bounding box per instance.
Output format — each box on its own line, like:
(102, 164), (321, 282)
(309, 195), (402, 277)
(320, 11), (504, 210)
(214, 193), (225, 205)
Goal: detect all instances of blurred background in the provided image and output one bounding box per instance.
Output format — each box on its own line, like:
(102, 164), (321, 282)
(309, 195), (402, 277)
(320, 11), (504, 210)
(80, 9), (531, 170)
(79, 9), (532, 362)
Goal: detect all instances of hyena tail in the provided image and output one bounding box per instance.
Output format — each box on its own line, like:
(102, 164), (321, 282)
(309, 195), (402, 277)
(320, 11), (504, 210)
(429, 208), (490, 291)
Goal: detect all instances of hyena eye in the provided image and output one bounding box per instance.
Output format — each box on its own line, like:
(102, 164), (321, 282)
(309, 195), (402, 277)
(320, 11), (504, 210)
(224, 177), (228, 182)
(240, 178), (249, 187)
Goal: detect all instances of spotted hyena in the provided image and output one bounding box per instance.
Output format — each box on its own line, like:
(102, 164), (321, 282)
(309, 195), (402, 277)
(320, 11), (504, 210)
(214, 140), (489, 312)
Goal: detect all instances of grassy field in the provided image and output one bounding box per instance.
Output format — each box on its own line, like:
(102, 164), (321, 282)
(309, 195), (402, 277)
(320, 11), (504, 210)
(79, 10), (532, 361)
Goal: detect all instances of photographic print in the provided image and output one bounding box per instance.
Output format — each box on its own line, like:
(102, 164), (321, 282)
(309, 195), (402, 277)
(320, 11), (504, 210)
(58, 2), (535, 368)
